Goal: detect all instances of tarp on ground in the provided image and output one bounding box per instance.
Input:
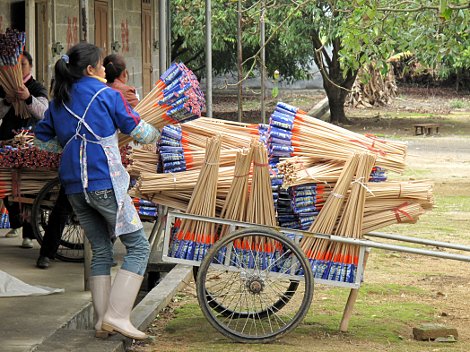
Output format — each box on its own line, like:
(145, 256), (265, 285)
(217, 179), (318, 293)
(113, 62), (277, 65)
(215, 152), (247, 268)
(0, 270), (64, 297)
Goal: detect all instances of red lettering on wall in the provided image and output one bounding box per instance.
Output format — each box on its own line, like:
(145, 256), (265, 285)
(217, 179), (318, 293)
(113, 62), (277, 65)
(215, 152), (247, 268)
(66, 16), (79, 49)
(121, 20), (129, 53)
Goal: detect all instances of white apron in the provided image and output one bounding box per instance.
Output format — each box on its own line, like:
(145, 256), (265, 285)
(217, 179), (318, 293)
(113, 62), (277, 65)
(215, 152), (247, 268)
(62, 87), (142, 236)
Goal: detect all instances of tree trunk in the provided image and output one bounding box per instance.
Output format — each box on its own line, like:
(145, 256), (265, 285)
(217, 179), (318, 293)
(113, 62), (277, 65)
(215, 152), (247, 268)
(323, 79), (351, 124)
(309, 31), (358, 125)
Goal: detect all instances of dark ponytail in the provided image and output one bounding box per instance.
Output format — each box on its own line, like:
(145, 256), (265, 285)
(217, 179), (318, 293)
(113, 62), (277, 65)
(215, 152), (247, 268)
(52, 42), (102, 105)
(103, 54), (126, 83)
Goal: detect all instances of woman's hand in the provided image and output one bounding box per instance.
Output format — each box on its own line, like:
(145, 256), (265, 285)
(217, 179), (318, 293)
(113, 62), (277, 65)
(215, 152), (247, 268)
(16, 85), (31, 101)
(4, 94), (16, 104)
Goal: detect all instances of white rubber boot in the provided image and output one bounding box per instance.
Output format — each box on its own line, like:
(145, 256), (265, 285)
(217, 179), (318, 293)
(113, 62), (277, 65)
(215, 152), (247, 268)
(101, 269), (147, 340)
(89, 275), (112, 338)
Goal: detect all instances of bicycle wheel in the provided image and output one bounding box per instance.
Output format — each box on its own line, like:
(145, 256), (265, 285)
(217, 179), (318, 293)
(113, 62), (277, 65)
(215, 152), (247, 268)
(32, 178), (84, 263)
(196, 227), (313, 343)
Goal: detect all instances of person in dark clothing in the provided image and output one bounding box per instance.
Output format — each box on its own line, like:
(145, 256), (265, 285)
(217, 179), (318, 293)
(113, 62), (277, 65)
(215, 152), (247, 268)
(0, 51), (48, 248)
(36, 186), (73, 268)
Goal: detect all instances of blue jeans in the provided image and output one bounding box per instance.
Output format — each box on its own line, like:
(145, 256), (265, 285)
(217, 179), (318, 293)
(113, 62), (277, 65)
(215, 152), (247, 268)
(68, 190), (150, 276)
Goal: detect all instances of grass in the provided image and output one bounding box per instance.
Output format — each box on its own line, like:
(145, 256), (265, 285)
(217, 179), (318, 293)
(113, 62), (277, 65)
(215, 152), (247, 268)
(141, 282), (437, 352)
(449, 100), (466, 109)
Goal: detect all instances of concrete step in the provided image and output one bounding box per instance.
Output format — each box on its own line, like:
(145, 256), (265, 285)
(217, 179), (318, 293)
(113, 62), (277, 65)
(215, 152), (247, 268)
(33, 264), (192, 352)
(34, 330), (125, 352)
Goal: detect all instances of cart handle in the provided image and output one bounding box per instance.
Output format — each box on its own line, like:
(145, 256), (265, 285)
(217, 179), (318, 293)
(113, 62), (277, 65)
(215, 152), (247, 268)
(167, 211), (470, 263)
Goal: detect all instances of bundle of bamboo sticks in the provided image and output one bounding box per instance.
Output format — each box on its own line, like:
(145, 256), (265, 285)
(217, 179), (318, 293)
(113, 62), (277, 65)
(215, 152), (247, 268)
(168, 136), (221, 261)
(322, 153), (376, 281)
(155, 118), (259, 173)
(362, 202), (425, 233)
(126, 144), (159, 176)
(300, 153), (360, 282)
(277, 158), (345, 187)
(365, 180), (433, 206)
(267, 102), (407, 173)
(0, 29), (28, 118)
(246, 142), (277, 226)
(218, 147), (253, 238)
(119, 62), (205, 146)
(0, 168), (58, 197)
(301, 154), (360, 251)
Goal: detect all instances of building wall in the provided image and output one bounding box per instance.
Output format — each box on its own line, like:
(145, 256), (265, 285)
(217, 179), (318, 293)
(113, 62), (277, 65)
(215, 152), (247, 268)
(115, 0), (143, 92)
(85, 0), (161, 98)
(0, 0), (161, 99)
(0, 2), (11, 32)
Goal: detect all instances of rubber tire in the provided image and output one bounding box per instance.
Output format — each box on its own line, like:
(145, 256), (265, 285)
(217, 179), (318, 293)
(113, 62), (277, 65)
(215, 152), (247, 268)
(196, 226), (313, 343)
(194, 265), (300, 319)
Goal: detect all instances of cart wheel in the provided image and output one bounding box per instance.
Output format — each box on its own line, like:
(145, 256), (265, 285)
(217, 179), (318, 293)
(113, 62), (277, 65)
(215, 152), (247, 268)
(194, 266), (300, 319)
(196, 227), (313, 343)
(32, 178), (84, 263)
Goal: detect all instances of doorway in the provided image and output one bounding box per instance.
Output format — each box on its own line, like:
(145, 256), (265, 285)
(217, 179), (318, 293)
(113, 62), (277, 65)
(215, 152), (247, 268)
(35, 1), (48, 89)
(142, 0), (152, 96)
(94, 0), (109, 54)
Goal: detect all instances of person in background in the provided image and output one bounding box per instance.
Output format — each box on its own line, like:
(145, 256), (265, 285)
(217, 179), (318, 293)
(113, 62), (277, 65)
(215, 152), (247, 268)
(36, 187), (73, 269)
(36, 76), (76, 269)
(0, 51), (48, 248)
(103, 54), (139, 108)
(34, 42), (158, 340)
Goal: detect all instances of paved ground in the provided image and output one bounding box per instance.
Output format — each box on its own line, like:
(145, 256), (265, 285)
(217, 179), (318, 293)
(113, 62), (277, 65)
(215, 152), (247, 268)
(0, 220), (190, 352)
(0, 232), (92, 352)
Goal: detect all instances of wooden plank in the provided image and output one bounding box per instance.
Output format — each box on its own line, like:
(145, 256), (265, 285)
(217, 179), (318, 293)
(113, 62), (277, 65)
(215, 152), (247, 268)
(11, 197), (35, 205)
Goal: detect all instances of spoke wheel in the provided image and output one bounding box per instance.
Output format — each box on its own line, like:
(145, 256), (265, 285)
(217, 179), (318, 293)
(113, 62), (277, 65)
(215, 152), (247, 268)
(196, 227), (313, 343)
(32, 178), (84, 263)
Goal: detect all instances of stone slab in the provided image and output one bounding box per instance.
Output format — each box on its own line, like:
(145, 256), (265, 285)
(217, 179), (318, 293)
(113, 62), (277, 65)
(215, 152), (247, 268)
(413, 323), (458, 341)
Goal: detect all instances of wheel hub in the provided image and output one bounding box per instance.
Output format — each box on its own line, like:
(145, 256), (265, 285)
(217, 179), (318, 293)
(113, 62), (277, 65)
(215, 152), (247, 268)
(246, 276), (264, 294)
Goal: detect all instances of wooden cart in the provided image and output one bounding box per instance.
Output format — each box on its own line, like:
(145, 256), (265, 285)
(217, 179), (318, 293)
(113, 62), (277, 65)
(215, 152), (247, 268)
(147, 209), (470, 343)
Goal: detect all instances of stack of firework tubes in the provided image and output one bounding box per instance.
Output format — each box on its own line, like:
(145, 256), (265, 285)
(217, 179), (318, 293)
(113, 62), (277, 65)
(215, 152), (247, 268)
(130, 102), (432, 281)
(276, 184), (328, 230)
(370, 166), (387, 182)
(0, 204), (10, 228)
(119, 62), (205, 146)
(133, 198), (158, 218)
(0, 28), (28, 118)
(168, 136), (221, 260)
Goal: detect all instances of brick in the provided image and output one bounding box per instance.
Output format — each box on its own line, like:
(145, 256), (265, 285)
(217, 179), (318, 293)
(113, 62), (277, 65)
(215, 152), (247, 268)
(412, 323), (458, 341)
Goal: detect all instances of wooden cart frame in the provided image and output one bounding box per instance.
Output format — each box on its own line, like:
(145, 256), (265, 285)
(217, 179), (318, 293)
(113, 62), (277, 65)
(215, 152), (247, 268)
(145, 209), (470, 343)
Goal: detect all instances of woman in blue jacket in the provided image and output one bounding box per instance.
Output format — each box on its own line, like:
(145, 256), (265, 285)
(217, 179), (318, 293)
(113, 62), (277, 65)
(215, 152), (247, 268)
(34, 43), (157, 340)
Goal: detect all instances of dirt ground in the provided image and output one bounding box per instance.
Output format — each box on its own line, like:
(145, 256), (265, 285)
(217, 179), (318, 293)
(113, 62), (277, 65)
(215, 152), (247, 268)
(131, 87), (470, 352)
